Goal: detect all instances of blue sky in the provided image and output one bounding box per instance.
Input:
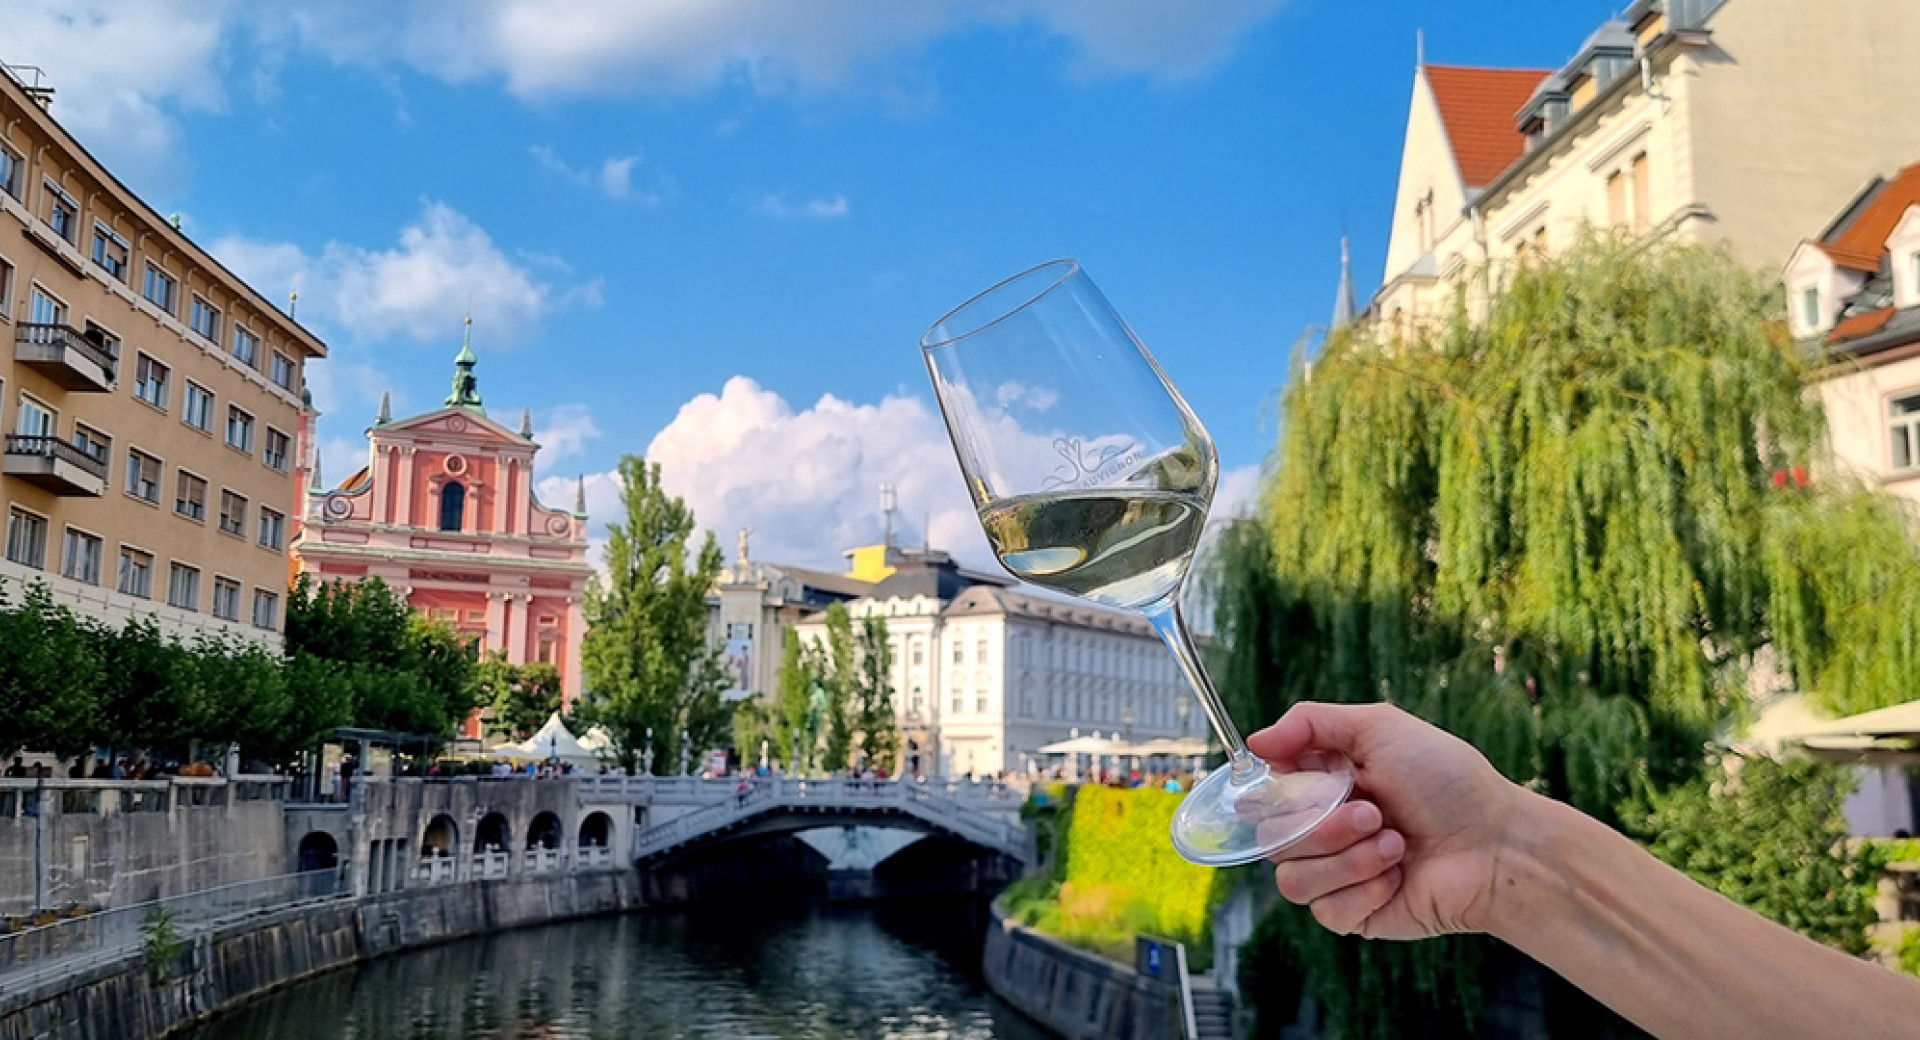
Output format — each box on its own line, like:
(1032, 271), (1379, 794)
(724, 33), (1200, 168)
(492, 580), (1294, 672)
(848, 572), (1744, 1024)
(9, 0), (1607, 568)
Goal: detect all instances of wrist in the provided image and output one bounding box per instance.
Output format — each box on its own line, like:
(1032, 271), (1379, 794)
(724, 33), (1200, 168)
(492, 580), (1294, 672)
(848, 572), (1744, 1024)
(1478, 785), (1579, 943)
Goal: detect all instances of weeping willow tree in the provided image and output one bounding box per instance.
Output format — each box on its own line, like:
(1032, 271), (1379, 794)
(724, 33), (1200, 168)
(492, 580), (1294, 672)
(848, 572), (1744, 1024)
(1217, 234), (1920, 1039)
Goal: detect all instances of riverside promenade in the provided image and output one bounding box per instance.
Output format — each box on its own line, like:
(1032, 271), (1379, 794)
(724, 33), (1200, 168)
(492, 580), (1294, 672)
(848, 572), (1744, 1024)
(0, 771), (1028, 1040)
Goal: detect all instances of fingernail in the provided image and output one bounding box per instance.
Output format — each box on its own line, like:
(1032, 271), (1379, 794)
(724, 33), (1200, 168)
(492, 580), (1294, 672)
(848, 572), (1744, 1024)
(1355, 801), (1381, 832)
(1378, 830), (1404, 860)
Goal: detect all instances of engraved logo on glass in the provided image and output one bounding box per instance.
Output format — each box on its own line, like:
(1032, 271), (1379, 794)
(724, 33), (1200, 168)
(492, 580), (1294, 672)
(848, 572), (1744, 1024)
(1041, 436), (1144, 490)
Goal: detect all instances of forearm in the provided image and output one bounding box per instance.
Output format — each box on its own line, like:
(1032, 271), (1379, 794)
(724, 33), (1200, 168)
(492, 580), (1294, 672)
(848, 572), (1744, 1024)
(1489, 789), (1920, 1039)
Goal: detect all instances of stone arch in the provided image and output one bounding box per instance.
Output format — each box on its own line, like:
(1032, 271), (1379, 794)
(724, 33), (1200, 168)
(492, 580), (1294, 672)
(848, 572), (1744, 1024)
(474, 812), (511, 853)
(578, 811), (612, 848)
(296, 831), (339, 872)
(526, 811), (563, 850)
(421, 814), (458, 857)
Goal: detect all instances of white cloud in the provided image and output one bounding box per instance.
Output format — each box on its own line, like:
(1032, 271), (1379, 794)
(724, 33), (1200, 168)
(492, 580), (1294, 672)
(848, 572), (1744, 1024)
(550, 376), (984, 572)
(1214, 463), (1262, 520)
(211, 201), (594, 348)
(993, 381), (1060, 412)
(755, 192), (849, 220)
(531, 145), (656, 202)
(248, 0), (1284, 98)
(13, 2), (1285, 185)
(2, 0), (227, 182)
(531, 404), (602, 461)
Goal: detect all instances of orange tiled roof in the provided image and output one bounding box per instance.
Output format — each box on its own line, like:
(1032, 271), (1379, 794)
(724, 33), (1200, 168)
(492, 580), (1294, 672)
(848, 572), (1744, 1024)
(1829, 306), (1894, 344)
(1819, 162), (1920, 272)
(1424, 64), (1552, 188)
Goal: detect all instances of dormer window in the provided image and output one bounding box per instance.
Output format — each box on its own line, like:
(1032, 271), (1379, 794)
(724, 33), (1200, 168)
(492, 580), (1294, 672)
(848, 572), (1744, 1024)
(1800, 284), (1822, 331)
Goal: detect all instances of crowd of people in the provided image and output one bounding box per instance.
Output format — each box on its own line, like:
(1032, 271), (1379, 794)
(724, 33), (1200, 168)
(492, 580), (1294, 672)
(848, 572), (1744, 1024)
(2, 754), (225, 780)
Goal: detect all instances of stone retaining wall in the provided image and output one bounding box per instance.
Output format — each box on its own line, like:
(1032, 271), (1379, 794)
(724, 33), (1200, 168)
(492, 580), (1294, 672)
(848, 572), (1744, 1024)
(0, 872), (641, 1040)
(981, 905), (1187, 1040)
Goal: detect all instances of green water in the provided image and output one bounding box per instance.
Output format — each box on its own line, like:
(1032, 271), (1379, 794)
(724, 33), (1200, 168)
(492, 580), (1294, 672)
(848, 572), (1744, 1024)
(177, 900), (1050, 1039)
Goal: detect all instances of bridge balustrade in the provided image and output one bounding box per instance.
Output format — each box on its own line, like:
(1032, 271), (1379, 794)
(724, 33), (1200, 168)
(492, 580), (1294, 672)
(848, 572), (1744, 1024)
(474, 851), (511, 880)
(524, 848), (564, 875)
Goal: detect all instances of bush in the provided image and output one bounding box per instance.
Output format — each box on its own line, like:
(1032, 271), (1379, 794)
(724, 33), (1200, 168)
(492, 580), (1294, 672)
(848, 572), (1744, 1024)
(1004, 785), (1226, 971)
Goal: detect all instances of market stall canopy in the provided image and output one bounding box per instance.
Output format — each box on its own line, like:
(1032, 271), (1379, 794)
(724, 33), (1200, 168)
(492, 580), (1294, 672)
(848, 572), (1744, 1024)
(1126, 737), (1212, 757)
(494, 713), (602, 767)
(1038, 735), (1128, 756)
(1782, 699), (1920, 764)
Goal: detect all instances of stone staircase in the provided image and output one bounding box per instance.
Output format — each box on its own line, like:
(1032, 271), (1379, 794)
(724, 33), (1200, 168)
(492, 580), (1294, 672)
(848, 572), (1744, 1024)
(1189, 982), (1237, 1040)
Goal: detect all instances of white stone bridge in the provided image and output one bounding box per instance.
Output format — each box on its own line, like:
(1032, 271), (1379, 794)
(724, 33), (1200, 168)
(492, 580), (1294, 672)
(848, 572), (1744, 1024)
(574, 776), (1032, 865)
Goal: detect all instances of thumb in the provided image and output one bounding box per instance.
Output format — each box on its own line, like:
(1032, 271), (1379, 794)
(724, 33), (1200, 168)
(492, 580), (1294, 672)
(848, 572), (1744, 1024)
(1248, 701), (1391, 765)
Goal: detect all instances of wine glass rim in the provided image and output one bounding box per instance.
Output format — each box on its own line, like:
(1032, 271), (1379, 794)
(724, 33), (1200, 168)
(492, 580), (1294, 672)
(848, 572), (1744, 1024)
(919, 259), (1081, 351)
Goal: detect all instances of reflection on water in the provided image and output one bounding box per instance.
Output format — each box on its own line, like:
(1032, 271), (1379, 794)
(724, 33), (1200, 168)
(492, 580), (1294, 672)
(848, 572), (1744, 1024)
(179, 900), (1051, 1040)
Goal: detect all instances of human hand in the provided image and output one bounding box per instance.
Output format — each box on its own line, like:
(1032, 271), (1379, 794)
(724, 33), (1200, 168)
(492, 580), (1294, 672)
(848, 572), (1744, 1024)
(1247, 702), (1525, 940)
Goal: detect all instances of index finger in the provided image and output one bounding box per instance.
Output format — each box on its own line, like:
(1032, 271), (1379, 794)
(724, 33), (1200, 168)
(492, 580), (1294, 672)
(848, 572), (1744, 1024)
(1248, 701), (1395, 765)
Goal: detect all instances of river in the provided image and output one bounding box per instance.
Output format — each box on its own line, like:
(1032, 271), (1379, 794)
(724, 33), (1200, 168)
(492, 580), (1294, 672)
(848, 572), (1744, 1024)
(178, 899), (1053, 1039)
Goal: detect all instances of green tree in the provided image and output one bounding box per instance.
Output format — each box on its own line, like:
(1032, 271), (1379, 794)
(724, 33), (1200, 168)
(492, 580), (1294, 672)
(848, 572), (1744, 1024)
(285, 573), (476, 738)
(771, 628), (818, 772)
(855, 616), (899, 772)
(1215, 235), (1920, 1038)
(0, 584), (102, 760)
(817, 602), (857, 771)
(1624, 754), (1877, 955)
(472, 651), (564, 741)
(576, 455), (732, 773)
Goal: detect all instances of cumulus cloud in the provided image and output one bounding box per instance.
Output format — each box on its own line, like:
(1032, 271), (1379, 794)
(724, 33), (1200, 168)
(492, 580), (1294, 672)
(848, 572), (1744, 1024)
(547, 377), (984, 572)
(17, 2), (1285, 185)
(531, 404), (602, 461)
(211, 201), (597, 348)
(754, 193), (849, 220)
(3, 0), (227, 182)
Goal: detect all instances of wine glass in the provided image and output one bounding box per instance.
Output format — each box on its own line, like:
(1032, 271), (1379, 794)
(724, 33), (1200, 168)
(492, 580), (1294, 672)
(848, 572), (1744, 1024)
(920, 259), (1352, 866)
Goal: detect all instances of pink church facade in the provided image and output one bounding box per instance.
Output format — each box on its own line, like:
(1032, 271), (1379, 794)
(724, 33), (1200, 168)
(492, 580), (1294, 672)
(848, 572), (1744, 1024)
(292, 339), (591, 738)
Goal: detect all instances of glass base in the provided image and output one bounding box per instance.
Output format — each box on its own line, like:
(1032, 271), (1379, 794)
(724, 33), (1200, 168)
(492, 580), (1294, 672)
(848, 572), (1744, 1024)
(1170, 750), (1353, 867)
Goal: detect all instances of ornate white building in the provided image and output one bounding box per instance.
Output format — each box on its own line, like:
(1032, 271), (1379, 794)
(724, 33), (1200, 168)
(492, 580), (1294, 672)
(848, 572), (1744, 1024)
(791, 553), (1197, 777)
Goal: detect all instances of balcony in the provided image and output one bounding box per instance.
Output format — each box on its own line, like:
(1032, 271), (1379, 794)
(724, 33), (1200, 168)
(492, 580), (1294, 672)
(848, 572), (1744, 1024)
(3, 435), (107, 496)
(14, 323), (116, 392)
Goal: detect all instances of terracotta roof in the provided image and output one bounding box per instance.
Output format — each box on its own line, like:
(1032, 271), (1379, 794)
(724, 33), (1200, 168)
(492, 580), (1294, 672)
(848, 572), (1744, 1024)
(1424, 64), (1553, 188)
(1818, 162), (1920, 272)
(1829, 307), (1895, 344)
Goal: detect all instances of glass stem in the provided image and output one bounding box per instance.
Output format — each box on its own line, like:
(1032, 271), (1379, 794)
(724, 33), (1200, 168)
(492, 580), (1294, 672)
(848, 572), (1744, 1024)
(1141, 593), (1255, 775)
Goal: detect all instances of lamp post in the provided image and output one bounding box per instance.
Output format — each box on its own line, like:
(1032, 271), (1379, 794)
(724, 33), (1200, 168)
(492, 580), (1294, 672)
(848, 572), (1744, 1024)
(1176, 696), (1190, 737)
(679, 729), (691, 777)
(642, 727), (654, 776)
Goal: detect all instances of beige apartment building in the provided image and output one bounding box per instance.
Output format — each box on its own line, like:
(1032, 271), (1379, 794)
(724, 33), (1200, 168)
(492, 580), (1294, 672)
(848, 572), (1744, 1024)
(0, 66), (327, 649)
(1376, 0), (1920, 333)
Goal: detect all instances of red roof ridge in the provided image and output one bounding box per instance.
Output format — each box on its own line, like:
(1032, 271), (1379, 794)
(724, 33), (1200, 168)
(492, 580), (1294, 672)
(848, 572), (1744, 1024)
(1422, 64), (1554, 188)
(1828, 306), (1895, 344)
(1817, 160), (1920, 272)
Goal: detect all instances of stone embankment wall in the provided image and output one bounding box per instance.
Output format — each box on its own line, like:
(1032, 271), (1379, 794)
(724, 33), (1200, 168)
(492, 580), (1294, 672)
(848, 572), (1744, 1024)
(0, 780), (288, 915)
(981, 906), (1189, 1040)
(0, 872), (641, 1040)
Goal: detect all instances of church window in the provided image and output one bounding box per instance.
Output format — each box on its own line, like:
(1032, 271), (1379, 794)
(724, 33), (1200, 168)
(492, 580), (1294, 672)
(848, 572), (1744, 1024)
(440, 481), (466, 531)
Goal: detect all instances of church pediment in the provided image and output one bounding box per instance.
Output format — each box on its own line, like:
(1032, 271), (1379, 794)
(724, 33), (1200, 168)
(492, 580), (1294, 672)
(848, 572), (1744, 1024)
(375, 407), (530, 448)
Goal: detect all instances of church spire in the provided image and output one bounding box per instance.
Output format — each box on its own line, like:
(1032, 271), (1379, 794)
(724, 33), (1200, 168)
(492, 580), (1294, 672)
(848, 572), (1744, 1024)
(573, 475), (587, 516)
(445, 316), (485, 413)
(1331, 235), (1358, 329)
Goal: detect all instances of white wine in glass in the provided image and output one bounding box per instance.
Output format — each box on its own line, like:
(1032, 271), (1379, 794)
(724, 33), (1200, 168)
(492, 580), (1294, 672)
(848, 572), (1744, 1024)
(922, 259), (1352, 866)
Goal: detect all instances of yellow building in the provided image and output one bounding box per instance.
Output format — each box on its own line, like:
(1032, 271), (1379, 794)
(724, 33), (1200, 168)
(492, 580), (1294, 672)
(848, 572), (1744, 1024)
(1376, 0), (1920, 332)
(0, 65), (327, 648)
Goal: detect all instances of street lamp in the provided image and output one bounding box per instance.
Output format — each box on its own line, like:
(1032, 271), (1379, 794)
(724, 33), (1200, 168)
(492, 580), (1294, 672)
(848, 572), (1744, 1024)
(680, 729), (691, 776)
(642, 726), (654, 776)
(1175, 696), (1190, 736)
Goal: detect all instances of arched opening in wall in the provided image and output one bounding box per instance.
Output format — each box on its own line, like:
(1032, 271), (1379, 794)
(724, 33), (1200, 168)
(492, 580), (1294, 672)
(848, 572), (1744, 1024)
(474, 812), (511, 853)
(439, 481), (466, 532)
(578, 811), (612, 848)
(421, 814), (458, 858)
(527, 811), (563, 850)
(297, 831), (339, 872)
